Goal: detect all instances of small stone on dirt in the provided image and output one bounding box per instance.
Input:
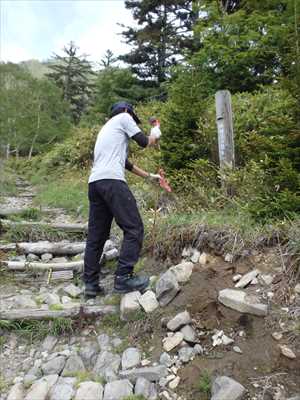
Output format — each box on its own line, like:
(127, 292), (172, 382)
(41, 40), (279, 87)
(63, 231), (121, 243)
(163, 332), (184, 352)
(218, 288), (268, 316)
(167, 311), (191, 331)
(260, 274), (274, 286)
(199, 252), (208, 265)
(169, 376), (180, 389)
(121, 347), (141, 370)
(279, 345), (296, 359)
(193, 344), (204, 355)
(120, 291), (141, 321)
(63, 284), (82, 298)
(156, 270), (180, 307)
(272, 332), (283, 341)
(138, 290), (159, 313)
(97, 334), (111, 351)
(235, 269), (259, 288)
(169, 261), (193, 283)
(233, 274), (242, 282)
(211, 376), (246, 400)
(104, 248), (119, 260)
(233, 346), (243, 354)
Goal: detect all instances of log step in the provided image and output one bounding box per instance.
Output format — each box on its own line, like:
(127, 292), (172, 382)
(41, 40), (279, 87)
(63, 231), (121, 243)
(2, 260), (83, 272)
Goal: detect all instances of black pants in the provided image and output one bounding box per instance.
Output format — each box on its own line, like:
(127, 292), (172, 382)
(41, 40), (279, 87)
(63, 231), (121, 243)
(83, 179), (144, 285)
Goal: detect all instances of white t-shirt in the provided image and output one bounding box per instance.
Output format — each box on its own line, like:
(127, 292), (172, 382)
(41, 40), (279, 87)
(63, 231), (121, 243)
(89, 113), (140, 183)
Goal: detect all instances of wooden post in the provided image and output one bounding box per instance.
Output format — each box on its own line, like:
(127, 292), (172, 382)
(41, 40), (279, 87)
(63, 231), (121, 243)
(215, 90), (235, 169)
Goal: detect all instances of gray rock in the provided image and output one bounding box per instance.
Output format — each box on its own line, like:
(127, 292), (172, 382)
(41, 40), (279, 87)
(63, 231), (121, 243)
(13, 295), (36, 309)
(49, 379), (75, 400)
(178, 346), (194, 363)
(24, 366), (42, 386)
(159, 352), (173, 367)
(193, 344), (204, 355)
(191, 249), (201, 264)
(167, 311), (191, 331)
(163, 333), (184, 352)
(211, 376), (246, 400)
(120, 291), (141, 321)
(104, 240), (116, 252)
(138, 290), (159, 313)
(235, 270), (259, 288)
(169, 261), (194, 283)
(75, 381), (104, 400)
(61, 354), (85, 377)
(104, 248), (119, 261)
(61, 296), (72, 304)
(122, 347), (141, 370)
(180, 325), (197, 343)
(25, 375), (58, 400)
(103, 379), (133, 400)
(111, 337), (122, 348)
(93, 351), (121, 382)
(260, 274), (274, 286)
(287, 396), (300, 400)
(156, 270), (180, 307)
(43, 293), (61, 306)
(12, 255), (26, 262)
(63, 284), (82, 298)
(119, 365), (167, 382)
(42, 335), (58, 352)
(79, 342), (99, 368)
(135, 377), (158, 399)
(7, 382), (24, 400)
(42, 356), (66, 375)
(27, 253), (39, 262)
(218, 289), (268, 316)
(97, 334), (111, 351)
(41, 253), (53, 262)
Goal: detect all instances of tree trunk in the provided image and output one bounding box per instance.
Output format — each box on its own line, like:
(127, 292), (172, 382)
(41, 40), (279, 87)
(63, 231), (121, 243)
(2, 260), (83, 272)
(16, 241), (86, 255)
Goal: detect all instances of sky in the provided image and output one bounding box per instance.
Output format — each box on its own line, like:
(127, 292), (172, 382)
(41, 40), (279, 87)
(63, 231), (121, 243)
(0, 0), (134, 64)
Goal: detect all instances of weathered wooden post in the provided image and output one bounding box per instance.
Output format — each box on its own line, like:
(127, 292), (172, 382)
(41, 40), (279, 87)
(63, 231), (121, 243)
(215, 90), (235, 194)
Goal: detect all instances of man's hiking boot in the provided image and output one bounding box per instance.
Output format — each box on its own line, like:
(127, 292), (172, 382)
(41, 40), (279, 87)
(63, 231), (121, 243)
(114, 273), (149, 294)
(84, 283), (105, 299)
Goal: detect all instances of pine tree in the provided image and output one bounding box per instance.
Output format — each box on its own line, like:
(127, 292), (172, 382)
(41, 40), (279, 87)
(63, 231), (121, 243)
(47, 42), (95, 124)
(120, 0), (200, 84)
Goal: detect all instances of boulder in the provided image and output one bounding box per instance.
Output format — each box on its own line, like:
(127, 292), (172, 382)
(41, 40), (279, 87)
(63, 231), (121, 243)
(156, 270), (180, 306)
(25, 375), (58, 400)
(7, 382), (24, 400)
(93, 351), (121, 382)
(218, 289), (268, 316)
(169, 261), (193, 283)
(49, 378), (75, 400)
(42, 356), (66, 375)
(121, 347), (141, 370)
(167, 311), (191, 331)
(61, 354), (85, 376)
(138, 290), (159, 313)
(120, 291), (141, 321)
(103, 379), (133, 400)
(97, 333), (112, 351)
(63, 284), (82, 298)
(135, 377), (158, 399)
(42, 335), (58, 352)
(211, 376), (246, 400)
(79, 342), (99, 368)
(75, 381), (104, 400)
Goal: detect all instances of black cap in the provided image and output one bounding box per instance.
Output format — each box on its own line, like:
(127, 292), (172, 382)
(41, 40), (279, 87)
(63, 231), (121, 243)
(110, 101), (141, 124)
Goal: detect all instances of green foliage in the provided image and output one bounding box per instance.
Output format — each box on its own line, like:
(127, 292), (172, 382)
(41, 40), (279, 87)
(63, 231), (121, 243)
(196, 370), (211, 397)
(3, 224), (69, 242)
(0, 164), (18, 196)
(123, 396), (146, 400)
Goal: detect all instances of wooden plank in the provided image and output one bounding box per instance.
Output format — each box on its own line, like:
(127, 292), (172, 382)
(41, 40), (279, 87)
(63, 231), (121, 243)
(0, 305), (118, 321)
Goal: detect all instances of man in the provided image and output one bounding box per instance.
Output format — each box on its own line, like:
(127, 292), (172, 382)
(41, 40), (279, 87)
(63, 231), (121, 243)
(83, 101), (161, 298)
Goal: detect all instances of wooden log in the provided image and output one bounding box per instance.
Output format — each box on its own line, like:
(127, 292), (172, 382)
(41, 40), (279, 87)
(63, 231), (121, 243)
(0, 219), (88, 233)
(2, 260), (83, 272)
(0, 305), (117, 321)
(0, 208), (29, 218)
(16, 241), (86, 255)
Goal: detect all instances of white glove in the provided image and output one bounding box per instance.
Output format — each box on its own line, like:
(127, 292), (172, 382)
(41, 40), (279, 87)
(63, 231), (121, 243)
(148, 173), (161, 183)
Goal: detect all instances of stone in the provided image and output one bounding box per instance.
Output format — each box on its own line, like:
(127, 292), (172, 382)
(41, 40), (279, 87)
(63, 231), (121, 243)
(7, 382), (24, 400)
(61, 354), (85, 376)
(156, 270), (180, 307)
(27, 253), (39, 262)
(169, 376), (180, 389)
(211, 376), (246, 400)
(12, 255), (26, 262)
(182, 247), (192, 258)
(167, 311), (191, 331)
(13, 295), (36, 309)
(42, 356), (66, 375)
(199, 252), (208, 265)
(233, 346), (243, 354)
(180, 325), (197, 343)
(235, 269), (259, 288)
(93, 351), (121, 382)
(121, 347), (141, 370)
(224, 253), (234, 263)
(260, 274), (274, 286)
(163, 332), (184, 352)
(233, 274), (242, 282)
(43, 293), (61, 306)
(120, 291), (141, 321)
(159, 352), (173, 367)
(119, 365), (167, 382)
(111, 337), (122, 348)
(104, 239), (116, 252)
(41, 253), (53, 262)
(272, 332), (283, 341)
(135, 377), (158, 399)
(279, 345), (296, 359)
(104, 248), (119, 261)
(169, 261), (193, 283)
(61, 296), (72, 304)
(191, 249), (200, 264)
(138, 290), (159, 313)
(103, 379), (133, 400)
(294, 283), (300, 294)
(287, 396), (300, 400)
(49, 379), (75, 400)
(193, 344), (204, 355)
(42, 335), (58, 352)
(75, 381), (104, 400)
(79, 342), (99, 368)
(25, 375), (59, 400)
(63, 284), (82, 298)
(218, 288), (268, 316)
(97, 333), (111, 351)
(178, 346), (194, 363)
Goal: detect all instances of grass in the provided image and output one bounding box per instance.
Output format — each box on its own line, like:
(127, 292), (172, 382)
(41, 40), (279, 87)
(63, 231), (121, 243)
(100, 314), (128, 336)
(104, 294), (121, 306)
(3, 224), (71, 242)
(0, 374), (8, 394)
(123, 396), (146, 400)
(196, 370), (211, 398)
(71, 371), (106, 386)
(10, 207), (43, 222)
(49, 304), (64, 311)
(0, 164), (18, 196)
